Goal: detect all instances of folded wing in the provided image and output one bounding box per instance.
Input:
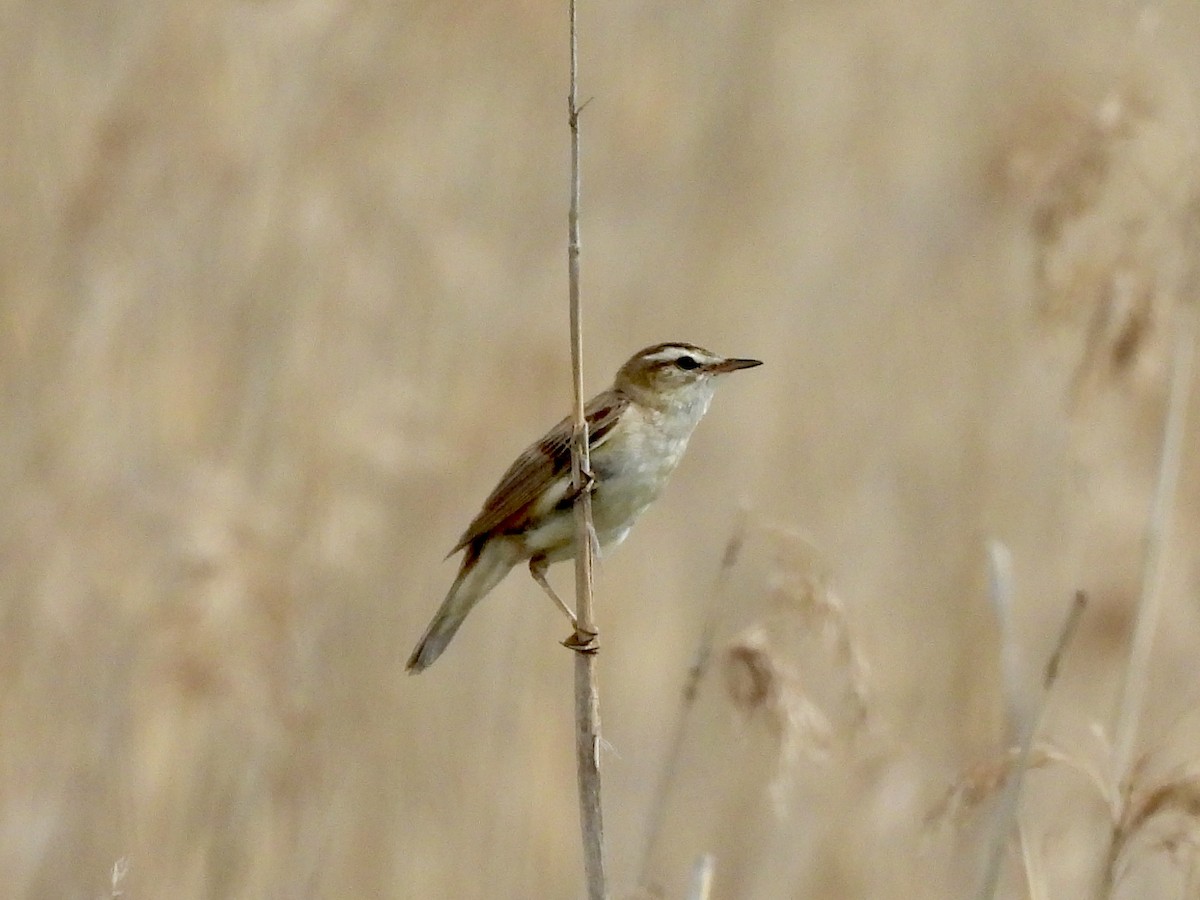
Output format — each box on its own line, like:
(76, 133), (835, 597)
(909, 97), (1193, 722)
(450, 390), (629, 554)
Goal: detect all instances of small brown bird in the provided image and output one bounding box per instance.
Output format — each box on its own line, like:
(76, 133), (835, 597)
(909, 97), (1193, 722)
(406, 341), (762, 672)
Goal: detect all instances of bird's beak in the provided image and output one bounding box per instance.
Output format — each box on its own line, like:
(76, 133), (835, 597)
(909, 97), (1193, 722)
(707, 356), (763, 374)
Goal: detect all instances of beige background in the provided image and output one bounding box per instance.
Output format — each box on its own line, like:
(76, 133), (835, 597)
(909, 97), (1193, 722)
(3, 1), (1200, 897)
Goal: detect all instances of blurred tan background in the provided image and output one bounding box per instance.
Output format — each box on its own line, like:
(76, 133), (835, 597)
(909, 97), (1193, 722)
(3, 1), (1200, 897)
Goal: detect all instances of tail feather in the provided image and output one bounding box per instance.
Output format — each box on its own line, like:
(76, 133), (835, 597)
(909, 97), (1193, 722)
(407, 540), (519, 673)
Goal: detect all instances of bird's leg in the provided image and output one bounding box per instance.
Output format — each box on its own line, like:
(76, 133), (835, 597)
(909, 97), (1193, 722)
(529, 556), (577, 626)
(529, 556), (599, 654)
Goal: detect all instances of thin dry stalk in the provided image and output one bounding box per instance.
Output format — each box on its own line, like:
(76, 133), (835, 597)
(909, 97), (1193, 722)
(565, 1), (607, 897)
(636, 522), (746, 888)
(986, 541), (1023, 728)
(1104, 767), (1200, 891)
(1019, 823), (1047, 900)
(685, 854), (716, 900)
(1043, 591), (1087, 690)
(109, 857), (130, 899)
(1111, 323), (1196, 782)
(977, 589), (1089, 900)
(1098, 322), (1196, 895)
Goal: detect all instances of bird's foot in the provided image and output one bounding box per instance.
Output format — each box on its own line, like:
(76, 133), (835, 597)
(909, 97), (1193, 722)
(562, 626), (600, 655)
(562, 467), (596, 504)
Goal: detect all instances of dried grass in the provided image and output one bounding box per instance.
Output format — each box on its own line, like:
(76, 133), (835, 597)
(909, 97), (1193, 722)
(4, 2), (1200, 898)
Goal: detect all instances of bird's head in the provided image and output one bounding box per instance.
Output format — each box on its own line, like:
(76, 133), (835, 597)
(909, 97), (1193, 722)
(614, 342), (762, 411)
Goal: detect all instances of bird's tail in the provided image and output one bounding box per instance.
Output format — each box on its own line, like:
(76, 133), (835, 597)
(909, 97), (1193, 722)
(406, 539), (519, 673)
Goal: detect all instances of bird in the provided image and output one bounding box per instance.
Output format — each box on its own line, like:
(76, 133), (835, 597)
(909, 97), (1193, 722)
(406, 341), (762, 673)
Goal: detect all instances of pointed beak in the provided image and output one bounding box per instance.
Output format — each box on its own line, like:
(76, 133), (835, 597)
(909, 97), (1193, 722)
(706, 356), (763, 374)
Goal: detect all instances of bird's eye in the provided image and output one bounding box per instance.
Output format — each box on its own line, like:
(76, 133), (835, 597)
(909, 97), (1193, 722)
(675, 355), (699, 370)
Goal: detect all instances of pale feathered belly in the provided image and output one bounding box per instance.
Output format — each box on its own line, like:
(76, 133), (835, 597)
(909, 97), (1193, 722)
(587, 428), (689, 550)
(521, 402), (702, 564)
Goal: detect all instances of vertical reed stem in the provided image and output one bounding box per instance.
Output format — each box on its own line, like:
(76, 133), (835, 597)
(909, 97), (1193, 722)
(566, 1), (607, 896)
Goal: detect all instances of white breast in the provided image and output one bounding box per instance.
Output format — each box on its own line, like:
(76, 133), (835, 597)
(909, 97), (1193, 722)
(587, 386), (715, 551)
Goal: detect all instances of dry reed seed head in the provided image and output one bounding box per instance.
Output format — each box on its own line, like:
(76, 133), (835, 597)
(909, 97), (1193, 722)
(987, 67), (1200, 401)
(1106, 771), (1200, 890)
(995, 90), (1102, 202)
(1121, 772), (1200, 852)
(720, 628), (835, 816)
(999, 83), (1147, 259)
(1149, 832), (1200, 877)
(140, 466), (306, 749)
(1069, 264), (1170, 404)
(1009, 78), (1198, 402)
(921, 736), (1113, 836)
(1102, 269), (1156, 371)
(760, 524), (856, 649)
(725, 633), (774, 713)
(704, 519), (877, 739)
(923, 746), (1061, 830)
(722, 625), (833, 791)
(760, 552), (874, 730)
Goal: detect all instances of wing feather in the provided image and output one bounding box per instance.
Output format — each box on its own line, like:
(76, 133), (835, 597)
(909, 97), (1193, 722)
(450, 390), (629, 554)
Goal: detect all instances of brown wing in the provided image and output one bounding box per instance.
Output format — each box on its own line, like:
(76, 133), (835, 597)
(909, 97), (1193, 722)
(449, 389), (629, 554)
